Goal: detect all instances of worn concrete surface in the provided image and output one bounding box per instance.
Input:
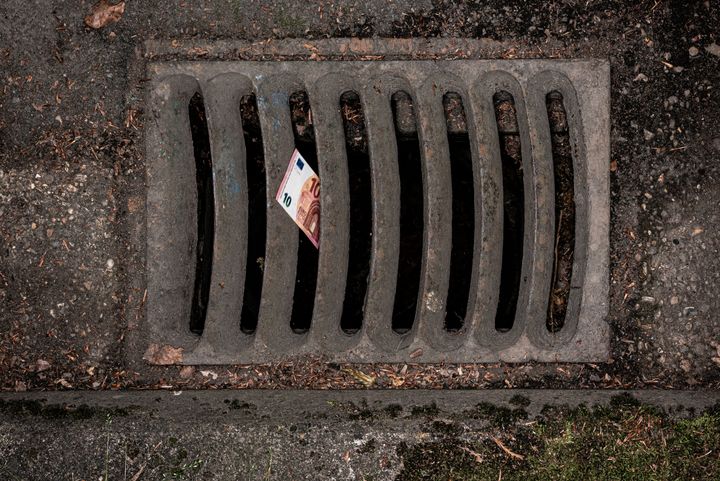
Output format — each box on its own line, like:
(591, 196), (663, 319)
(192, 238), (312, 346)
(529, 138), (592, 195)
(1, 389), (719, 480)
(2, 0), (719, 391)
(1, 0), (719, 478)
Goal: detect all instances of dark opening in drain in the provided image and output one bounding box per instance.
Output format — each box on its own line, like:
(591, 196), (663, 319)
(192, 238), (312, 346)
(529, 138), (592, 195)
(188, 92), (214, 335)
(443, 92), (474, 332)
(493, 91), (524, 332)
(239, 94), (266, 334)
(289, 91), (319, 333)
(339, 91), (372, 334)
(546, 91), (575, 332)
(391, 91), (423, 334)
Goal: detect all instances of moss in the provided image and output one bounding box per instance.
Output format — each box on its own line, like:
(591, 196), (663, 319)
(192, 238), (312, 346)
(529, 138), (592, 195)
(226, 399), (256, 411)
(358, 438), (377, 454)
(463, 402), (528, 427)
(396, 439), (519, 481)
(410, 402), (440, 417)
(509, 394), (532, 407)
(0, 399), (129, 420)
(384, 403), (403, 418)
(396, 401), (720, 481)
(429, 420), (464, 437)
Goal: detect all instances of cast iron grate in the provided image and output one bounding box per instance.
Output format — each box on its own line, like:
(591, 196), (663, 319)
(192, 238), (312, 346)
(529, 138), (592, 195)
(144, 60), (609, 364)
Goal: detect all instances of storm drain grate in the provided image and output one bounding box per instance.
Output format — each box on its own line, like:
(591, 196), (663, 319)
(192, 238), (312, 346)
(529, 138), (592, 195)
(144, 60), (609, 364)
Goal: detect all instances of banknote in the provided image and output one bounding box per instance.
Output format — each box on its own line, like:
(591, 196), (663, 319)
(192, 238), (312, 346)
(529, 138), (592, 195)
(276, 149), (320, 247)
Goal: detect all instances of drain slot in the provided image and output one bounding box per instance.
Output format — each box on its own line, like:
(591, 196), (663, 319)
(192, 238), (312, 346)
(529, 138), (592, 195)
(493, 91), (524, 333)
(188, 92), (214, 335)
(239, 94), (266, 334)
(546, 91), (575, 333)
(289, 91), (319, 334)
(443, 92), (474, 332)
(391, 91), (423, 334)
(339, 91), (372, 334)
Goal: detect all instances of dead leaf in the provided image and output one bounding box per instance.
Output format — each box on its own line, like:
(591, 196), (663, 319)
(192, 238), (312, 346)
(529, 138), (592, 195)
(127, 196), (143, 213)
(341, 367), (376, 387)
(36, 359), (51, 372)
(84, 0), (126, 29)
(56, 379), (73, 388)
(143, 343), (184, 365)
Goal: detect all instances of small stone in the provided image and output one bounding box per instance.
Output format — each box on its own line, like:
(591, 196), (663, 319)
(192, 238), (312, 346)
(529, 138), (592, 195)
(643, 129), (655, 141)
(706, 43), (720, 57)
(670, 296), (679, 305)
(36, 359), (51, 372)
(688, 46), (700, 57)
(106, 258), (114, 269)
(179, 366), (195, 379)
(640, 296), (656, 304)
(680, 359), (692, 372)
(633, 73), (649, 82)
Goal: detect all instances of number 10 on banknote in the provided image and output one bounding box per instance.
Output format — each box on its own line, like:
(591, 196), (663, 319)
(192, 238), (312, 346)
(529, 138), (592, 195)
(275, 149), (320, 248)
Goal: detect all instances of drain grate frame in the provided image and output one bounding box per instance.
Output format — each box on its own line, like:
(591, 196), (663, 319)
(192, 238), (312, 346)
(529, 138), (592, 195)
(142, 57), (609, 364)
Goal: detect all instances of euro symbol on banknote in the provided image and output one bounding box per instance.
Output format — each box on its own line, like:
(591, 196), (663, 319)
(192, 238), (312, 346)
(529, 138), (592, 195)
(276, 149), (320, 247)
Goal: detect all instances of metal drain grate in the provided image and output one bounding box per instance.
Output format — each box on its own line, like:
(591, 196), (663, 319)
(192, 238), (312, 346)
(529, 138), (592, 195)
(144, 59), (609, 364)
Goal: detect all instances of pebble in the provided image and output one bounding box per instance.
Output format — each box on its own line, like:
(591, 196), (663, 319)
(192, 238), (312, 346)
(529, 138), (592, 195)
(106, 258), (114, 269)
(689, 46), (700, 57)
(670, 296), (679, 305)
(680, 359), (692, 372)
(706, 43), (720, 57)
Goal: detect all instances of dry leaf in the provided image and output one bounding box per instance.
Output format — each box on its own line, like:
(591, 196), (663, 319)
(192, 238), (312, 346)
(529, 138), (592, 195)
(341, 367), (376, 387)
(143, 343), (184, 365)
(84, 0), (126, 29)
(36, 359), (51, 372)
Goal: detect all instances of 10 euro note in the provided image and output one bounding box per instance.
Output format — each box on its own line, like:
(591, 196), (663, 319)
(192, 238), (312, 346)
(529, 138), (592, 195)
(276, 149), (320, 248)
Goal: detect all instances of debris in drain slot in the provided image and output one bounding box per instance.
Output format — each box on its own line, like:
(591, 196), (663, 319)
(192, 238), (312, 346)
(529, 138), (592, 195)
(84, 0), (126, 29)
(276, 149), (321, 247)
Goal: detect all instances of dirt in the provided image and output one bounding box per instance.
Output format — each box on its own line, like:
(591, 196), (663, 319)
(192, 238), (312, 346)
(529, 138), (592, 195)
(1, 0), (720, 393)
(1, 391), (718, 480)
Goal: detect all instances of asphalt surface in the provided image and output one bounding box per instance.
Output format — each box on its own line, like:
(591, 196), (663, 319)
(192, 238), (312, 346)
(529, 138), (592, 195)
(1, 0), (719, 478)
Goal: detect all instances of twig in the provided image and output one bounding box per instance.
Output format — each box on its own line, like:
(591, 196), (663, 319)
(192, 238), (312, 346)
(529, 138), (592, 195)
(491, 436), (524, 460)
(461, 446), (483, 463)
